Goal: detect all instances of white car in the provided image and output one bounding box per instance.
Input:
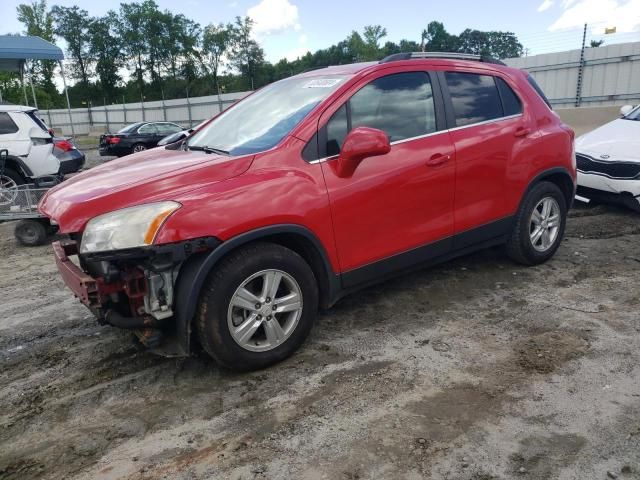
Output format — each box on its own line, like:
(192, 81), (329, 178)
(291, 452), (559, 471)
(576, 104), (640, 212)
(0, 105), (62, 189)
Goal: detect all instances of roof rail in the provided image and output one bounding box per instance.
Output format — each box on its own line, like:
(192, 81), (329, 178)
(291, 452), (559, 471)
(379, 52), (506, 66)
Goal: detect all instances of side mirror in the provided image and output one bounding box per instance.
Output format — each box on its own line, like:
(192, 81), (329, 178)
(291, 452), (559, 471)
(620, 105), (634, 116)
(334, 127), (391, 178)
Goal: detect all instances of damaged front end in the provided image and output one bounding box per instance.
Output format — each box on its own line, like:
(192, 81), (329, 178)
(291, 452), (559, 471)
(53, 237), (219, 355)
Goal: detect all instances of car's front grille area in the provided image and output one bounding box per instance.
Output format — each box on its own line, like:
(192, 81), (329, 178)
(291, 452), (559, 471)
(576, 154), (640, 179)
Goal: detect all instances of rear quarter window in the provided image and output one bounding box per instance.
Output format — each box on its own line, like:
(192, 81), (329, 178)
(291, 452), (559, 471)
(496, 77), (522, 116)
(0, 112), (19, 134)
(526, 74), (552, 109)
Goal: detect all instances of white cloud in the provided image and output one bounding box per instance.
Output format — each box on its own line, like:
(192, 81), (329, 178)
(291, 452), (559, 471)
(549, 0), (640, 32)
(247, 0), (301, 36)
(538, 0), (554, 12)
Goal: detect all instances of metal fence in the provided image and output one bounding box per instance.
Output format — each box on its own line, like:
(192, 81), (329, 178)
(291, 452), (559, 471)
(41, 40), (640, 134)
(505, 41), (640, 108)
(40, 91), (251, 135)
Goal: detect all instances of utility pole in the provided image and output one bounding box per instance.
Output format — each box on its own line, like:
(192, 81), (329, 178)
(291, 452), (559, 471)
(575, 23), (587, 108)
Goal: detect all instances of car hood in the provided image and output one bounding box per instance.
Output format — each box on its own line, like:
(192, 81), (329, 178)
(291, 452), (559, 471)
(39, 147), (254, 233)
(575, 118), (640, 161)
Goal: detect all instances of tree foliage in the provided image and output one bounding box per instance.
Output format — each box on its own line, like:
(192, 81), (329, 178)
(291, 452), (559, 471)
(9, 2), (525, 109)
(16, 0), (56, 94)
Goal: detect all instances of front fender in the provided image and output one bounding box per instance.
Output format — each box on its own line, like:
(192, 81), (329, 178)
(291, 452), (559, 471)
(172, 224), (340, 355)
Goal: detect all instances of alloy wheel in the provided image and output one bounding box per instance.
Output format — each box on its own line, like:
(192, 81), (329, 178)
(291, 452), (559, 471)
(133, 144), (147, 153)
(0, 175), (18, 206)
(227, 269), (303, 352)
(529, 197), (560, 252)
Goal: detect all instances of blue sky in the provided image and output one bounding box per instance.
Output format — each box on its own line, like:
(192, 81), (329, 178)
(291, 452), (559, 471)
(3, 0), (640, 63)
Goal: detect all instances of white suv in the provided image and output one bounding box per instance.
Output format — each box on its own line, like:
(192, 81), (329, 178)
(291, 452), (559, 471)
(0, 105), (62, 188)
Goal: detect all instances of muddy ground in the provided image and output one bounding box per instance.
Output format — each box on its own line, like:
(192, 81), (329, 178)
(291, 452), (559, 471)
(1, 181), (640, 479)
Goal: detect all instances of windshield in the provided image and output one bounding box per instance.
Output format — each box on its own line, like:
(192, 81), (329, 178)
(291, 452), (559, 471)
(187, 75), (349, 156)
(118, 122), (143, 133)
(622, 105), (640, 121)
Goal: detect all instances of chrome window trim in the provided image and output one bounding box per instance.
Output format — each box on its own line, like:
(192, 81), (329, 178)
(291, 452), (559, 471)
(447, 113), (522, 132)
(308, 113), (523, 165)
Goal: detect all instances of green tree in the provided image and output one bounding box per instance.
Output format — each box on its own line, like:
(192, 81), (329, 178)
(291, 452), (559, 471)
(202, 23), (232, 92)
(117, 0), (156, 97)
(459, 29), (523, 58)
(362, 25), (387, 60)
(164, 14), (200, 80)
(229, 16), (265, 90)
(590, 39), (604, 47)
(88, 15), (122, 101)
(16, 0), (56, 94)
(51, 5), (92, 91)
(422, 21), (459, 52)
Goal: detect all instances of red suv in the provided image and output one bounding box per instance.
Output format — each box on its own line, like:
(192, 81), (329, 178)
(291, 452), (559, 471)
(40, 53), (576, 371)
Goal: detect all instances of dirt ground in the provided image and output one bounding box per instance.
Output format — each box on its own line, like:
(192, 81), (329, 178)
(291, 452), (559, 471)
(1, 159), (640, 479)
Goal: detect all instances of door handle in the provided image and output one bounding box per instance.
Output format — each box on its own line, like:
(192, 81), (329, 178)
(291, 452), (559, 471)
(514, 126), (530, 137)
(426, 153), (451, 167)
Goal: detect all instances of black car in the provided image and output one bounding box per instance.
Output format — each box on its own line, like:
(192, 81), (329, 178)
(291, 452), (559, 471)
(53, 137), (86, 175)
(156, 119), (210, 147)
(99, 122), (184, 157)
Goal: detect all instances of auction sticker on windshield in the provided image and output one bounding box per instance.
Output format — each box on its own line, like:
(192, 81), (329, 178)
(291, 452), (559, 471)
(303, 78), (343, 88)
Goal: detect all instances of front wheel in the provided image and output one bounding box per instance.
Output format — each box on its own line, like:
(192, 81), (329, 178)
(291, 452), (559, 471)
(506, 181), (567, 265)
(14, 219), (48, 247)
(196, 242), (318, 371)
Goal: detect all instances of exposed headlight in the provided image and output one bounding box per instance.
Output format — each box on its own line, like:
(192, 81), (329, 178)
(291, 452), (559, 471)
(80, 201), (181, 253)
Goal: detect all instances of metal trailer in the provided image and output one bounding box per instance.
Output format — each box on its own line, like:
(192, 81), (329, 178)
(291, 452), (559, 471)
(0, 151), (57, 246)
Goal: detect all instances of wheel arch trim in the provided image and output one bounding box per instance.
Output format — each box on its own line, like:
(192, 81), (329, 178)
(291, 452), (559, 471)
(173, 224), (339, 355)
(521, 166), (576, 210)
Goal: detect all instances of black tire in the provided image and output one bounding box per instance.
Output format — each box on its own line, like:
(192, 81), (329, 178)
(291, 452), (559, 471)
(14, 219), (48, 247)
(196, 242), (318, 371)
(506, 181), (567, 265)
(131, 143), (147, 154)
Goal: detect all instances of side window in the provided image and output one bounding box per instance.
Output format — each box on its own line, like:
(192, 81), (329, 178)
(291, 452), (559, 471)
(445, 72), (503, 127)
(138, 124), (158, 134)
(324, 72), (437, 156)
(326, 105), (348, 156)
(496, 77), (522, 116)
(350, 72), (436, 142)
(0, 113), (19, 135)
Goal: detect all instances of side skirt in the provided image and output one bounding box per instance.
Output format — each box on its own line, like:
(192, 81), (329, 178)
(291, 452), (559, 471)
(336, 216), (514, 299)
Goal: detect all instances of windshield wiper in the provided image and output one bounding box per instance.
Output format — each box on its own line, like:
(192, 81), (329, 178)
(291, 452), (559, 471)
(188, 145), (230, 155)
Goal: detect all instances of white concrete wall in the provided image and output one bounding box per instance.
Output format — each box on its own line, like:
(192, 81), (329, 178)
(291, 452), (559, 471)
(40, 91), (251, 135)
(505, 41), (640, 107)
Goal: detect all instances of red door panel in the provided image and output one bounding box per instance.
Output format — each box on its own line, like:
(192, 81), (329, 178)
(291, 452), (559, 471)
(450, 116), (521, 233)
(321, 132), (456, 273)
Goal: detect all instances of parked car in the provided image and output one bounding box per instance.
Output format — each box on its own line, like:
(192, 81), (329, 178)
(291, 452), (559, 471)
(0, 105), (83, 188)
(40, 52), (575, 371)
(575, 104), (640, 211)
(157, 119), (210, 147)
(52, 137), (85, 176)
(99, 121), (184, 157)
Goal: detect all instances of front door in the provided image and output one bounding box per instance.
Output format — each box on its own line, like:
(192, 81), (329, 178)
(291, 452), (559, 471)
(318, 70), (456, 286)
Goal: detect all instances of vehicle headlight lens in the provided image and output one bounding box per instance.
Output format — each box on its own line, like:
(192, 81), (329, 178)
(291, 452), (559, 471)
(80, 201), (180, 253)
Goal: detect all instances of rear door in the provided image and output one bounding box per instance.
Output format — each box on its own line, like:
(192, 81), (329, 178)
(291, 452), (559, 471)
(137, 123), (160, 146)
(317, 69), (456, 285)
(439, 70), (530, 247)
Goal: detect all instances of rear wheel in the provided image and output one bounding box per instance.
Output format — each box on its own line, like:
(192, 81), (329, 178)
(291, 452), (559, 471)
(196, 242), (318, 371)
(506, 181), (567, 265)
(132, 143), (147, 154)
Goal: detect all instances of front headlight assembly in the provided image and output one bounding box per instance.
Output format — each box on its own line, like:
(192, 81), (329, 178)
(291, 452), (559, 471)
(80, 201), (181, 253)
